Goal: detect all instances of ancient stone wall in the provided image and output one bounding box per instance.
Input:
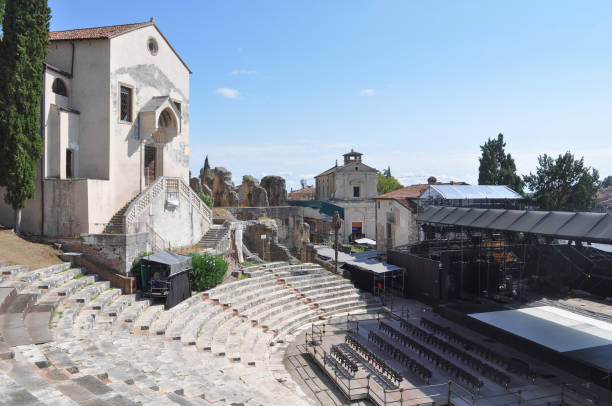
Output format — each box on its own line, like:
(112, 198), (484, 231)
(260, 176), (287, 206)
(228, 206), (309, 254)
(204, 167), (239, 207)
(81, 232), (149, 275)
(239, 176), (269, 207)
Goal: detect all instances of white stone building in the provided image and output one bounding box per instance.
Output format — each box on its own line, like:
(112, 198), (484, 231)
(314, 150), (377, 242)
(0, 21), (211, 270)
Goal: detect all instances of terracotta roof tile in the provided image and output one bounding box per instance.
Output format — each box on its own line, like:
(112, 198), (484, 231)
(288, 188), (315, 201)
(50, 22), (152, 41)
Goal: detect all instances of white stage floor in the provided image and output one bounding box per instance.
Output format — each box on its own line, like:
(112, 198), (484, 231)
(469, 306), (612, 353)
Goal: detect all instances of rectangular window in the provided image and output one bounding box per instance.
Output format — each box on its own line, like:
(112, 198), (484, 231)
(353, 186), (360, 198)
(120, 86), (132, 122)
(66, 149), (73, 178)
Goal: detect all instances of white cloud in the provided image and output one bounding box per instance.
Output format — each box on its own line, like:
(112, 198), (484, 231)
(230, 69), (257, 76)
(359, 88), (375, 96)
(215, 88), (241, 99)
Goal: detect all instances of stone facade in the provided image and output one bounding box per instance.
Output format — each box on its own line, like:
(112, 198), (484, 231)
(261, 176), (287, 206)
(0, 21), (192, 236)
(314, 150), (378, 242)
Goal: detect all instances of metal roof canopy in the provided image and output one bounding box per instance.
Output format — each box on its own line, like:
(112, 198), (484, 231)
(421, 185), (524, 200)
(417, 206), (612, 245)
(314, 246), (402, 274)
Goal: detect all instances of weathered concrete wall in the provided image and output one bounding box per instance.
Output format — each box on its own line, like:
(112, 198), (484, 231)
(334, 200), (376, 242)
(228, 206), (309, 253)
(375, 199), (418, 250)
(81, 232), (149, 275)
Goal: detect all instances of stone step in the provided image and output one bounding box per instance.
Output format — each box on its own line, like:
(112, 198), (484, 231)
(211, 316), (244, 358)
(195, 308), (233, 351)
(71, 281), (111, 304)
(165, 300), (208, 340)
(102, 294), (135, 317)
(0, 264), (29, 276)
(0, 286), (17, 312)
(148, 294), (201, 336)
(179, 302), (218, 345)
(17, 262), (71, 284)
(86, 288), (122, 310)
(36, 268), (83, 290)
(133, 304), (164, 332)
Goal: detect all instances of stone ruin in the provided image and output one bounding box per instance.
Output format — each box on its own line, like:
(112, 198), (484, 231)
(199, 167), (240, 207)
(239, 175), (269, 207)
(261, 175), (288, 206)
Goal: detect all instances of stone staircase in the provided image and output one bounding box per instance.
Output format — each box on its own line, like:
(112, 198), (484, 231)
(102, 196), (138, 234)
(0, 258), (382, 405)
(197, 224), (229, 249)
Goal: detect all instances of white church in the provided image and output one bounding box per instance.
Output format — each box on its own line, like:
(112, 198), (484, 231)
(0, 20), (212, 271)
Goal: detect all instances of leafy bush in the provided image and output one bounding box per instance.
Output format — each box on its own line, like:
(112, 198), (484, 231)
(189, 252), (228, 291)
(131, 251), (153, 290)
(197, 192), (214, 208)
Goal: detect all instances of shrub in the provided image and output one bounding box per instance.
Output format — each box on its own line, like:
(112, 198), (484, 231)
(197, 192), (214, 208)
(188, 252), (228, 291)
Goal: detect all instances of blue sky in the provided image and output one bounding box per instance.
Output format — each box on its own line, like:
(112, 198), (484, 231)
(48, 1), (612, 190)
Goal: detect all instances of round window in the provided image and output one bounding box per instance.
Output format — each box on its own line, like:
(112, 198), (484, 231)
(147, 38), (158, 55)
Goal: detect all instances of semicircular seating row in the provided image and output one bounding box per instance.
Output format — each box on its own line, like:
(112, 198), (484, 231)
(0, 260), (382, 405)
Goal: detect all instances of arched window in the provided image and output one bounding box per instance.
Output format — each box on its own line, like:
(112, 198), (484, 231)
(158, 109), (174, 128)
(52, 78), (68, 97)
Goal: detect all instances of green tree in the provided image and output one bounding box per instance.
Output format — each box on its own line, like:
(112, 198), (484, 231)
(377, 167), (403, 194)
(478, 133), (524, 194)
(523, 152), (600, 211)
(197, 191), (213, 208)
(0, 0), (50, 233)
(602, 175), (612, 188)
(0, 0), (5, 31)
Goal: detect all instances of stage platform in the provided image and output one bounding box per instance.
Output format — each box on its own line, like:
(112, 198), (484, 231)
(467, 305), (612, 389)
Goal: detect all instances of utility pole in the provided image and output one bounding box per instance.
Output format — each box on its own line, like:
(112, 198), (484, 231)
(333, 211), (341, 274)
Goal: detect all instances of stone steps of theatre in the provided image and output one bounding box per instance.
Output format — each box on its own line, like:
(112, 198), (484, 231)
(311, 292), (362, 308)
(288, 274), (350, 287)
(111, 299), (153, 335)
(320, 299), (370, 315)
(302, 284), (359, 302)
(209, 273), (278, 297)
(211, 278), (279, 305)
(132, 304), (164, 333)
(165, 299), (209, 340)
(84, 288), (121, 310)
(242, 290), (296, 321)
(276, 269), (328, 282)
(148, 294), (202, 336)
(195, 307), (234, 351)
(100, 293), (135, 317)
(69, 281), (111, 304)
(34, 268), (83, 290)
(233, 284), (289, 314)
(262, 301), (319, 332)
(38, 340), (172, 404)
(225, 317), (254, 362)
(250, 294), (306, 325)
(273, 309), (322, 339)
(206, 274), (277, 299)
(240, 325), (274, 366)
(38, 274), (96, 303)
(13, 262), (72, 284)
(179, 302), (219, 345)
(295, 279), (353, 293)
(211, 315), (247, 358)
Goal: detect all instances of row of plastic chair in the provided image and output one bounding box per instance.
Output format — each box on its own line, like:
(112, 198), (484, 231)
(345, 334), (403, 386)
(368, 330), (432, 383)
(330, 344), (359, 375)
(379, 321), (483, 390)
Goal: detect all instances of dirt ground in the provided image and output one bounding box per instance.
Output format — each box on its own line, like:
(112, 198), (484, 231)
(0, 228), (62, 269)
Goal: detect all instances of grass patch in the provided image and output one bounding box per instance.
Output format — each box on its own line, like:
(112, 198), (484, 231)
(72, 273), (84, 279)
(239, 274), (249, 280)
(241, 261), (258, 267)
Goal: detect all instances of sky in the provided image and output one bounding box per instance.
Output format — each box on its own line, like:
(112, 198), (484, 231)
(48, 1), (612, 190)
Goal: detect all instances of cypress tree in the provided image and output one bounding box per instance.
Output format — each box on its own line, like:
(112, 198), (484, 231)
(0, 0), (50, 233)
